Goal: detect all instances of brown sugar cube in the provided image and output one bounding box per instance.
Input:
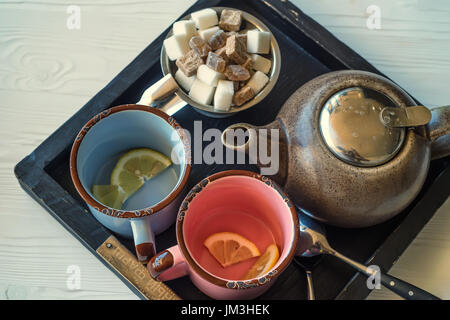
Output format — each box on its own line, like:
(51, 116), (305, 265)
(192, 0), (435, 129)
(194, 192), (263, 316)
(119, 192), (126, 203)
(225, 35), (246, 65)
(206, 51), (227, 73)
(227, 32), (247, 50)
(219, 9), (242, 32)
(214, 47), (229, 63)
(236, 81), (248, 89)
(208, 30), (228, 50)
(233, 81), (245, 91)
(232, 81), (246, 95)
(241, 56), (253, 71)
(233, 85), (255, 106)
(224, 65), (250, 81)
(237, 34), (247, 51)
(189, 36), (211, 59)
(176, 50), (204, 77)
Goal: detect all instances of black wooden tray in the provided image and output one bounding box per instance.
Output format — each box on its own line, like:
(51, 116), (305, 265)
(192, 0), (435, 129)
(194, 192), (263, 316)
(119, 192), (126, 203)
(14, 0), (450, 300)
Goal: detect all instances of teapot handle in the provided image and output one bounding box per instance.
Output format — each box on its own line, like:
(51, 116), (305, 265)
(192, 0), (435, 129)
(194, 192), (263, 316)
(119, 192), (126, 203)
(427, 105), (450, 160)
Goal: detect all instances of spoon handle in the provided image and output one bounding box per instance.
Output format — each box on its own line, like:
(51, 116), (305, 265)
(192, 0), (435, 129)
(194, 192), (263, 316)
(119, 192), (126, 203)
(305, 270), (315, 300)
(380, 273), (440, 300)
(328, 249), (440, 300)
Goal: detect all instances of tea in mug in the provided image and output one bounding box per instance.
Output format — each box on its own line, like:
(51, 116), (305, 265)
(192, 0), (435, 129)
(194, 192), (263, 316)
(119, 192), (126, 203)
(189, 210), (279, 280)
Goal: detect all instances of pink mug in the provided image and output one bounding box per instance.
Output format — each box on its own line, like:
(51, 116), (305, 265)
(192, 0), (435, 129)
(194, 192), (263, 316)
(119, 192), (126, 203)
(148, 170), (299, 300)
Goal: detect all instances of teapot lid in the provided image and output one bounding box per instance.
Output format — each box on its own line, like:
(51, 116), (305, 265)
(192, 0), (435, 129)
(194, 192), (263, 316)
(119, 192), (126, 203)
(319, 87), (405, 167)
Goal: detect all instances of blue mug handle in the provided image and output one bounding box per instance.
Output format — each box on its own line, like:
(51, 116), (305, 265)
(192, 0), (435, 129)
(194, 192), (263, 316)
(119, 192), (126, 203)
(130, 216), (156, 263)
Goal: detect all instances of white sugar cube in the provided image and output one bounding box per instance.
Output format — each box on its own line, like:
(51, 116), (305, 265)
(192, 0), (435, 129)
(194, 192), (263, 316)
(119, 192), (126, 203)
(247, 71), (269, 95)
(247, 30), (271, 54)
(163, 34), (189, 61)
(173, 20), (197, 39)
(250, 54), (272, 74)
(191, 8), (218, 30)
(214, 80), (234, 111)
(189, 79), (215, 105)
(175, 69), (195, 92)
(196, 64), (225, 87)
(199, 26), (220, 42)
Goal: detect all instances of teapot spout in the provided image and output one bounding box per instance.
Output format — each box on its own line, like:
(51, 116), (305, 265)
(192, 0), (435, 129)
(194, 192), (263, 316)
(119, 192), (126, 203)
(427, 105), (450, 160)
(221, 120), (288, 186)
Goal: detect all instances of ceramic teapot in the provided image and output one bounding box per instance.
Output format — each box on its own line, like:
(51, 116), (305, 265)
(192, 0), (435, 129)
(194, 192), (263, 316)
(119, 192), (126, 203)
(222, 70), (450, 228)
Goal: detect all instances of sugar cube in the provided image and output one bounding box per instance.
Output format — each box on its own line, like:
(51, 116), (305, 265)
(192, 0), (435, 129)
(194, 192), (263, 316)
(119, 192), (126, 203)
(176, 49), (203, 77)
(225, 35), (246, 64)
(208, 29), (228, 50)
(189, 36), (211, 58)
(247, 30), (271, 54)
(250, 54), (272, 74)
(219, 9), (242, 32)
(189, 78), (215, 105)
(241, 56), (253, 71)
(199, 26), (220, 42)
(233, 85), (255, 106)
(173, 20), (197, 39)
(214, 80), (234, 111)
(227, 32), (247, 50)
(214, 47), (229, 63)
(206, 51), (227, 73)
(197, 64), (225, 87)
(224, 65), (250, 81)
(191, 8), (218, 30)
(164, 33), (189, 61)
(175, 69), (196, 92)
(246, 71), (269, 94)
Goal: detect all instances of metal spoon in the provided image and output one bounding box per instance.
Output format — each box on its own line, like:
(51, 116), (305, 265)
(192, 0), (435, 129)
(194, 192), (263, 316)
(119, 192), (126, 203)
(297, 210), (440, 300)
(293, 255), (322, 300)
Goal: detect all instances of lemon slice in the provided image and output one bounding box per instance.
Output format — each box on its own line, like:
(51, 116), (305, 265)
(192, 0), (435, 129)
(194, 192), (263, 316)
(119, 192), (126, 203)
(204, 232), (261, 268)
(243, 244), (279, 279)
(110, 148), (172, 200)
(92, 184), (126, 209)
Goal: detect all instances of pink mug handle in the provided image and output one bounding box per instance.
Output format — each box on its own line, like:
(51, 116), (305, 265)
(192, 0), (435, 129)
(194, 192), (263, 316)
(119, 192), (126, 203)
(147, 245), (188, 281)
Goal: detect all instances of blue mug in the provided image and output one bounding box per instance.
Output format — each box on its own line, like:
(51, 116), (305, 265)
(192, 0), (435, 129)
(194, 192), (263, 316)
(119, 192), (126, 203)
(70, 104), (191, 263)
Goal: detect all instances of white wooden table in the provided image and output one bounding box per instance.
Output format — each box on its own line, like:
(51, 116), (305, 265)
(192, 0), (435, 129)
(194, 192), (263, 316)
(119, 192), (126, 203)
(0, 0), (449, 300)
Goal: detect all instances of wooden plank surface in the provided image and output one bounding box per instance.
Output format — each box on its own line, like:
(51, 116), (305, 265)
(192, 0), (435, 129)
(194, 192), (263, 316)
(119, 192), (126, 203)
(0, 0), (449, 300)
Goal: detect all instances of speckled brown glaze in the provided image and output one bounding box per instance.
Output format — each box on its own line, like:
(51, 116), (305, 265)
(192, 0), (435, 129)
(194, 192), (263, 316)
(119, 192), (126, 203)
(428, 105), (450, 160)
(237, 70), (450, 228)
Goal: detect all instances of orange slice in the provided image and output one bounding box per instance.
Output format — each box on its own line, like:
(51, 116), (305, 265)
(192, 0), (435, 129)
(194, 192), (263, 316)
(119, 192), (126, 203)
(243, 244), (279, 279)
(204, 232), (261, 267)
